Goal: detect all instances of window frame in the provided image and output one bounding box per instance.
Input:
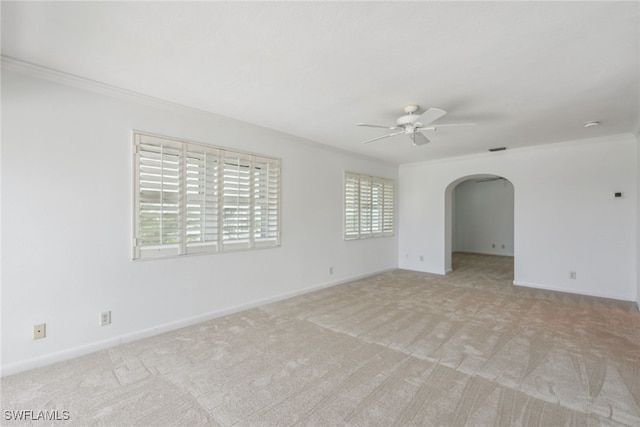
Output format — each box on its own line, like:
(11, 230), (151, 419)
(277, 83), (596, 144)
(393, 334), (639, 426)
(133, 132), (280, 260)
(344, 171), (395, 240)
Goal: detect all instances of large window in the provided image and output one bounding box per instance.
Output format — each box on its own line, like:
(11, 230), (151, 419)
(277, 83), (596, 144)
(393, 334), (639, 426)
(133, 132), (280, 259)
(344, 172), (394, 240)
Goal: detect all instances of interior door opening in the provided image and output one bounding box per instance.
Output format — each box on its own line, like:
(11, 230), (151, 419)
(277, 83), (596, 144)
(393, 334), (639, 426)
(445, 174), (515, 282)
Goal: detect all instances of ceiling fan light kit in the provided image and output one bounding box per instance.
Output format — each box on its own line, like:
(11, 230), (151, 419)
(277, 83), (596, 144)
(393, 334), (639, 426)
(356, 104), (475, 146)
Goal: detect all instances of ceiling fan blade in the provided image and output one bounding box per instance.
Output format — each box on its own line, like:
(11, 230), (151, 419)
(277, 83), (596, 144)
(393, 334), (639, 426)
(417, 108), (447, 126)
(410, 132), (430, 146)
(416, 123), (477, 132)
(361, 130), (405, 144)
(356, 123), (397, 129)
(427, 122), (477, 128)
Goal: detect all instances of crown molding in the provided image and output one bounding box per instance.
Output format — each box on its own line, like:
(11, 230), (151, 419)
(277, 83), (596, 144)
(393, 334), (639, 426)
(400, 132), (636, 169)
(2, 55), (397, 168)
(1, 55), (216, 118)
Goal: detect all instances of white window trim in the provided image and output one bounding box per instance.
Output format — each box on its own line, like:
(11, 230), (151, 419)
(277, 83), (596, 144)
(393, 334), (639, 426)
(133, 132), (281, 260)
(344, 171), (395, 240)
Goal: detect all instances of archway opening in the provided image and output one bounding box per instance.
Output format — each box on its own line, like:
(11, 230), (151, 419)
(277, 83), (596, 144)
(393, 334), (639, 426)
(444, 174), (515, 282)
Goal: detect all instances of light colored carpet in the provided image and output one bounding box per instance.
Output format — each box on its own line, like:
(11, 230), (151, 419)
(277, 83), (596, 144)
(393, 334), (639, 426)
(2, 253), (639, 426)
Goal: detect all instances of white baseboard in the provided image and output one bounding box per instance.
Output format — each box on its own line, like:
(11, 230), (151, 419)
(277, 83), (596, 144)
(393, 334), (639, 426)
(1, 267), (396, 377)
(453, 250), (514, 257)
(512, 280), (634, 303)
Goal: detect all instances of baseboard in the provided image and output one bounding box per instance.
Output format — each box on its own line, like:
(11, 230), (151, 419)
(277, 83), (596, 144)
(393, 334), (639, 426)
(453, 250), (514, 257)
(512, 280), (634, 303)
(1, 267), (396, 377)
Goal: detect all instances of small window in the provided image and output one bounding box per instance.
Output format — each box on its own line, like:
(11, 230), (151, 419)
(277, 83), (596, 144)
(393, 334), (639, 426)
(133, 132), (280, 259)
(344, 172), (394, 239)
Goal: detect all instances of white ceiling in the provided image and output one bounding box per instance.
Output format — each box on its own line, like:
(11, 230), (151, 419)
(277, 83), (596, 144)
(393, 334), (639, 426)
(2, 1), (639, 164)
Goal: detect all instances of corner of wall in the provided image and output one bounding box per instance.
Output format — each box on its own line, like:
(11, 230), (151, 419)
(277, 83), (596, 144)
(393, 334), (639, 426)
(636, 132), (640, 308)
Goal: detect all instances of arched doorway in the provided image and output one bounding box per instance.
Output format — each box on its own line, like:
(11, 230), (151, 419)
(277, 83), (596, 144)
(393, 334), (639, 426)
(444, 174), (515, 280)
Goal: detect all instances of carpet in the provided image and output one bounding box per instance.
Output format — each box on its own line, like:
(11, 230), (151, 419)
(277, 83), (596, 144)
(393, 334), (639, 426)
(2, 253), (639, 426)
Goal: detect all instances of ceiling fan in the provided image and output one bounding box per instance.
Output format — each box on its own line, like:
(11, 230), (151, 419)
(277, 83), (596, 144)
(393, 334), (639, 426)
(356, 104), (475, 146)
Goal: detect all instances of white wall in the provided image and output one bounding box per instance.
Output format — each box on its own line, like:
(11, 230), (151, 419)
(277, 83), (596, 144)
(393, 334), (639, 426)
(1, 66), (398, 375)
(399, 134), (638, 302)
(452, 178), (514, 256)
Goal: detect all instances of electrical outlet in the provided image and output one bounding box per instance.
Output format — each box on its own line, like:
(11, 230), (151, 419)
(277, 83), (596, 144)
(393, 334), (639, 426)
(33, 323), (46, 340)
(491, 244), (496, 248)
(420, 255), (424, 262)
(569, 271), (577, 280)
(329, 266), (333, 275)
(100, 311), (111, 326)
(501, 244), (505, 249)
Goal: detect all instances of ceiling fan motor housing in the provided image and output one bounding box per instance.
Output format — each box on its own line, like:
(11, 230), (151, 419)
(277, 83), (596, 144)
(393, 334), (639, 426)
(396, 114), (421, 128)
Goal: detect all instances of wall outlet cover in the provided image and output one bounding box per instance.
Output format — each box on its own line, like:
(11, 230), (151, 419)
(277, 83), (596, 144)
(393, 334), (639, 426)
(33, 323), (46, 340)
(100, 311), (111, 326)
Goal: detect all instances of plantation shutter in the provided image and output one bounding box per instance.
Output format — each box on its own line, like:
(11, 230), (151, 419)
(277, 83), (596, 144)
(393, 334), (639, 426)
(371, 179), (383, 234)
(134, 134), (183, 259)
(344, 171), (394, 240)
(185, 144), (220, 254)
(382, 179), (394, 234)
(134, 132), (280, 259)
(222, 152), (252, 251)
(253, 156), (280, 247)
(344, 173), (360, 239)
(359, 176), (373, 236)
